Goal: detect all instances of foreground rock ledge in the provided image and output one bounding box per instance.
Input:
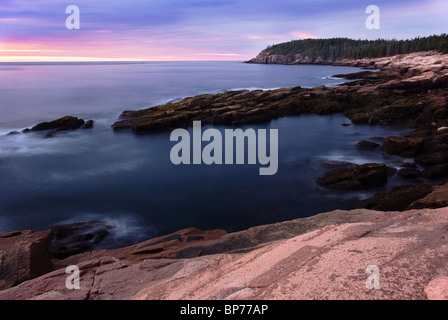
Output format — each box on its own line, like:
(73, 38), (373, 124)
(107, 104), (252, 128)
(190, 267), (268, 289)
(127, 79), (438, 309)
(1, 206), (448, 300)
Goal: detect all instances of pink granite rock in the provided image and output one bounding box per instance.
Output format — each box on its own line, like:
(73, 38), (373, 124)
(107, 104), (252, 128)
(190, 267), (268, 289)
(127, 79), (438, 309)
(0, 230), (53, 290)
(1, 207), (448, 300)
(425, 277), (448, 300)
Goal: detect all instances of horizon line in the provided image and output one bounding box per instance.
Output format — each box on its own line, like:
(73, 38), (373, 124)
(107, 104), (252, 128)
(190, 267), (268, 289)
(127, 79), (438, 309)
(0, 60), (247, 64)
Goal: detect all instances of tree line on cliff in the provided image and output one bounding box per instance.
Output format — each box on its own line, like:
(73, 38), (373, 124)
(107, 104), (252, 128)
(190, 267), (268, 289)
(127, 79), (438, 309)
(263, 34), (448, 60)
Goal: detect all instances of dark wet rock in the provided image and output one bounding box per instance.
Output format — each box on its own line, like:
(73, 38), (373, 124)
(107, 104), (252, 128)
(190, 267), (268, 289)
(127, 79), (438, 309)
(53, 227), (228, 268)
(6, 131), (20, 136)
(82, 120), (94, 129)
(422, 163), (448, 179)
(434, 108), (448, 119)
(347, 112), (371, 124)
(317, 163), (388, 191)
(357, 183), (434, 211)
(31, 116), (85, 132)
(186, 235), (205, 242)
(397, 167), (422, 179)
(44, 132), (55, 139)
(422, 132), (448, 153)
(356, 140), (380, 151)
(409, 181), (448, 209)
(318, 160), (354, 170)
(386, 166), (397, 177)
(401, 162), (418, 168)
(382, 136), (424, 157)
(414, 152), (448, 167)
(373, 104), (424, 124)
(49, 221), (112, 259)
(332, 71), (375, 80)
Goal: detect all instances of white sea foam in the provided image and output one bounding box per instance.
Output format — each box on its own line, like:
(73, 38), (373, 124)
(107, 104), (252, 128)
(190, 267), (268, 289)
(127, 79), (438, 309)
(0, 133), (66, 156)
(47, 159), (145, 182)
(320, 151), (407, 170)
(320, 153), (373, 166)
(229, 87), (282, 92)
(135, 86), (284, 111)
(320, 75), (340, 80)
(54, 212), (157, 249)
(0, 124), (112, 158)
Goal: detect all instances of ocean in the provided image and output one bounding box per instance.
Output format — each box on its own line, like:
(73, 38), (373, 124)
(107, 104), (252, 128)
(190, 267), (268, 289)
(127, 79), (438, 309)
(0, 61), (412, 248)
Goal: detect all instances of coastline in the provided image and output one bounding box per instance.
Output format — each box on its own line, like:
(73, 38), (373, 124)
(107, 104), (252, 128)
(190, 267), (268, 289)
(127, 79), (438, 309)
(110, 50), (448, 211)
(1, 205), (448, 299)
(1, 50), (448, 299)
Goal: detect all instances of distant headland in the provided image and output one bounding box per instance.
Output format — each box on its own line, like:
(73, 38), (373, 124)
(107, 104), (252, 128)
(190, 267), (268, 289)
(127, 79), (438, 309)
(246, 34), (448, 65)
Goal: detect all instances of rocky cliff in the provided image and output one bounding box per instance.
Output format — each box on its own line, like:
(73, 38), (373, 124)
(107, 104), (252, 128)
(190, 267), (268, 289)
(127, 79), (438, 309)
(246, 51), (338, 66)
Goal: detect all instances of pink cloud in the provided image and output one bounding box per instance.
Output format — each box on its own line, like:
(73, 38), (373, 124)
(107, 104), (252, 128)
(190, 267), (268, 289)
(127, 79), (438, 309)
(289, 31), (318, 39)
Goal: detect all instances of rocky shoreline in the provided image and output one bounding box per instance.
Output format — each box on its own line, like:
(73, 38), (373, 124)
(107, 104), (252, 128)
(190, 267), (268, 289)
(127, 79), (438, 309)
(110, 50), (448, 212)
(2, 50), (448, 299)
(1, 205), (448, 299)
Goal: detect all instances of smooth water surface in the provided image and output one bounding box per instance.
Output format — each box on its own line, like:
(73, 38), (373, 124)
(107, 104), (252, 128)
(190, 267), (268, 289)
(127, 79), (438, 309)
(0, 62), (412, 247)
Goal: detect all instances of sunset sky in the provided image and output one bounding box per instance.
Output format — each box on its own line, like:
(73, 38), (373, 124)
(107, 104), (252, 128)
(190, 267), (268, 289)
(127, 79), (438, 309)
(0, 0), (447, 62)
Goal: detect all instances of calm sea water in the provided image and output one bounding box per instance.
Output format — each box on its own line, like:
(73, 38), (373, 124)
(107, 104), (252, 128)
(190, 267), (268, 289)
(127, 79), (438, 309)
(0, 61), (411, 247)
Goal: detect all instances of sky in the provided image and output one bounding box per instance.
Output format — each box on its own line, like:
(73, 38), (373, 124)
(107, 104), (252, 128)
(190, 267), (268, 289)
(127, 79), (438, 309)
(0, 0), (447, 62)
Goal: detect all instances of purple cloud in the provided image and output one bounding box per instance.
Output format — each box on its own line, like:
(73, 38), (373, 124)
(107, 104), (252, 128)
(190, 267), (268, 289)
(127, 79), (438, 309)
(0, 0), (446, 61)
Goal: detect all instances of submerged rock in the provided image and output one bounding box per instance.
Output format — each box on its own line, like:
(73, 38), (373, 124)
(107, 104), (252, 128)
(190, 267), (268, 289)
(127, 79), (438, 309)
(5, 131), (20, 136)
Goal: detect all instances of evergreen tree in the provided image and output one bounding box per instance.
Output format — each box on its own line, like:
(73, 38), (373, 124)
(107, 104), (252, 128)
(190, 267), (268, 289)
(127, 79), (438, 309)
(264, 34), (448, 59)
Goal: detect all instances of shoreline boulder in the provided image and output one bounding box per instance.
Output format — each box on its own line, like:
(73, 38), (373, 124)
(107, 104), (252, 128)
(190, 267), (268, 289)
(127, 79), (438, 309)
(317, 163), (389, 191)
(31, 116), (86, 132)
